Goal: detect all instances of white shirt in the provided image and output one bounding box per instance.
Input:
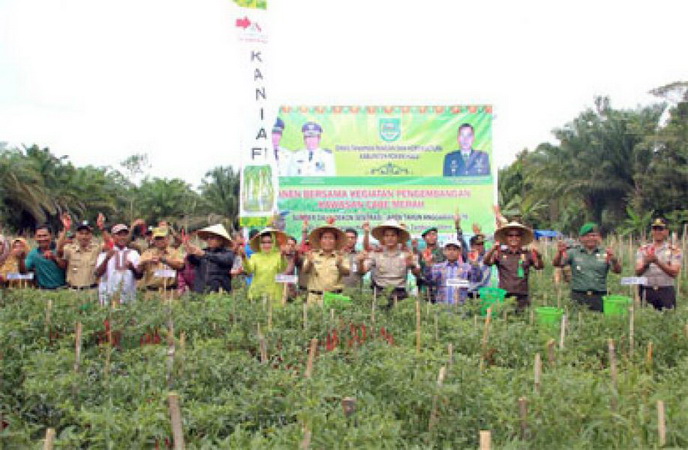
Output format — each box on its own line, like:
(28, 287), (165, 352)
(97, 246), (140, 304)
(287, 148), (335, 176)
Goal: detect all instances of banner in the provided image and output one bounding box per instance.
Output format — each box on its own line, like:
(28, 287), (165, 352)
(275, 105), (496, 240)
(234, 0), (278, 228)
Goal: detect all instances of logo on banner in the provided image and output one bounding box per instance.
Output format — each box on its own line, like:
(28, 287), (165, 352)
(379, 118), (401, 142)
(235, 16), (267, 42)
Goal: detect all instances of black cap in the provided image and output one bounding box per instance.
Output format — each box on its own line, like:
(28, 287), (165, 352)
(76, 220), (93, 231)
(651, 217), (668, 229)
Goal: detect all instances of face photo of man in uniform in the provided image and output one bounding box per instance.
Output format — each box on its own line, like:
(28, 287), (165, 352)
(443, 123), (491, 177)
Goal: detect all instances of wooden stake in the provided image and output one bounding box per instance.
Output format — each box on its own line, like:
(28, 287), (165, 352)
(281, 283), (288, 306)
(305, 338), (318, 378)
(257, 325), (268, 364)
(608, 339), (618, 388)
(267, 297), (273, 331)
(646, 341), (654, 370)
(479, 308), (493, 371)
(416, 300), (421, 355)
(479, 430), (491, 450)
(447, 343), (454, 369)
(167, 320), (176, 389)
(629, 304), (635, 357)
(518, 396), (529, 440)
(300, 424), (312, 450)
(43, 428), (56, 450)
(74, 322), (83, 373)
(428, 366), (447, 431)
(371, 289), (377, 324)
(546, 339), (556, 367)
(167, 392), (185, 450)
(559, 314), (567, 350)
(684, 323), (688, 340)
(657, 400), (666, 447)
(533, 353), (542, 394)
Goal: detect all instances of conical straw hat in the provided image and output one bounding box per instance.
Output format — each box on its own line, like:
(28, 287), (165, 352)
(197, 224), (232, 246)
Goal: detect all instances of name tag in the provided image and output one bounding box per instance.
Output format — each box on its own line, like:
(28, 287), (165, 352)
(6, 273), (34, 280)
(446, 278), (469, 288)
(621, 277), (647, 286)
(154, 270), (176, 278)
(275, 274), (298, 284)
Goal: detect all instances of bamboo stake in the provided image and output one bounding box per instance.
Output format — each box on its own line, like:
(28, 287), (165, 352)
(479, 307), (493, 371)
(657, 400), (666, 447)
(646, 341), (654, 371)
(447, 343), (454, 369)
(305, 338), (318, 378)
(74, 322), (83, 373)
(281, 283), (288, 306)
(479, 430), (491, 450)
(300, 424), (312, 450)
(518, 397), (529, 440)
(609, 339), (618, 411)
(629, 304), (635, 357)
(547, 339), (556, 367)
(45, 299), (52, 337)
(167, 393), (185, 450)
(416, 300), (421, 355)
(684, 323), (688, 340)
(43, 428), (56, 450)
(166, 323), (176, 389)
(371, 289), (377, 324)
(559, 314), (567, 350)
(428, 366), (447, 431)
(533, 353), (542, 394)
(303, 302), (308, 331)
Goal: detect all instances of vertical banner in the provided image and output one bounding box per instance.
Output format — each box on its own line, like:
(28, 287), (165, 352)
(234, 0), (278, 228)
(276, 105), (496, 240)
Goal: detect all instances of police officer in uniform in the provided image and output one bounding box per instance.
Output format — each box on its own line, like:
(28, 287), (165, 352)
(272, 117), (292, 176)
(443, 123), (491, 176)
(287, 122), (336, 176)
(635, 217), (683, 310)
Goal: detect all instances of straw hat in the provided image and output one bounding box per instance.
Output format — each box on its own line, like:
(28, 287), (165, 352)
(308, 224), (346, 250)
(494, 221), (534, 246)
(197, 224), (232, 246)
(372, 219), (411, 243)
(249, 227), (288, 253)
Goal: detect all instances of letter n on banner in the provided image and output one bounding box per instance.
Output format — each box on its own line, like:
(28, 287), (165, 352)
(233, 0), (278, 228)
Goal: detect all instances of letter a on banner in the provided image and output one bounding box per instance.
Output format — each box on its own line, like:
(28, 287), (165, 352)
(233, 0), (279, 228)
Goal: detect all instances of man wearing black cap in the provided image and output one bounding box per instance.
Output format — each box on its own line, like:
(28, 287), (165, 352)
(635, 218), (682, 310)
(57, 218), (105, 290)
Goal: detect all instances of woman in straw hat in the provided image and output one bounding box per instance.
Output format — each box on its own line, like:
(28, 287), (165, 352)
(302, 220), (350, 305)
(237, 227), (295, 306)
(357, 219), (420, 308)
(185, 224), (235, 294)
(484, 221), (543, 310)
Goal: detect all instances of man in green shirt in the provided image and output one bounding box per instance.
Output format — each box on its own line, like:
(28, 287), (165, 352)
(553, 223), (621, 312)
(19, 225), (66, 289)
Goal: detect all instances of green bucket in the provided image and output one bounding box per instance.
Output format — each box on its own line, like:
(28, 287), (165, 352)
(323, 292), (352, 308)
(603, 295), (632, 316)
(479, 287), (507, 316)
(536, 306), (564, 325)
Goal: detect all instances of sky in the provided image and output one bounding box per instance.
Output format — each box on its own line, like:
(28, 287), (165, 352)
(0, 0), (686, 188)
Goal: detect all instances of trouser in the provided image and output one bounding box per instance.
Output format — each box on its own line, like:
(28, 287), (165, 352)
(639, 286), (676, 311)
(506, 292), (530, 311)
(571, 290), (606, 312)
(372, 283), (408, 308)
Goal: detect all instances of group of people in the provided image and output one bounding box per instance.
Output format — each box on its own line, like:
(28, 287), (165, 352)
(0, 211), (682, 311)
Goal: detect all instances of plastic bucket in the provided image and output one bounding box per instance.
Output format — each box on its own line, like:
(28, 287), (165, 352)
(536, 306), (564, 325)
(479, 287), (507, 316)
(323, 292), (352, 308)
(603, 295), (632, 316)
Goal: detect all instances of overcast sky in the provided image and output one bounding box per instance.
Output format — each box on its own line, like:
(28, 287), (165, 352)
(0, 0), (686, 187)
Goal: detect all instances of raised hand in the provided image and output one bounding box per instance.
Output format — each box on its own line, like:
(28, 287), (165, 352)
(557, 240), (567, 254)
(97, 212), (106, 230)
(362, 221), (370, 233)
(453, 209), (461, 227)
(472, 222), (482, 235)
(61, 212), (72, 231)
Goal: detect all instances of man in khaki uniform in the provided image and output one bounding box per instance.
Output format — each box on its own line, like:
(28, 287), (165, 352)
(302, 223), (350, 305)
(57, 220), (104, 290)
(135, 227), (184, 298)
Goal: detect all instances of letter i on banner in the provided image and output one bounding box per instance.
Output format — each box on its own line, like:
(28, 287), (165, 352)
(234, 0), (279, 229)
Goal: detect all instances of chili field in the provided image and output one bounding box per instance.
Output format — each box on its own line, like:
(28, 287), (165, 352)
(1, 265), (688, 448)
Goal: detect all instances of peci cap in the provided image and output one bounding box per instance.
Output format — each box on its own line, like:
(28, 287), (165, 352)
(76, 220), (93, 232)
(152, 227), (169, 239)
(273, 117), (285, 134)
(301, 121), (323, 137)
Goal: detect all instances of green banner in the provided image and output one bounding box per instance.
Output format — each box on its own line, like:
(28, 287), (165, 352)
(274, 105), (496, 239)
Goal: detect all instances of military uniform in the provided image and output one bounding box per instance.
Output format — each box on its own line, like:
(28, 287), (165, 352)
(287, 122), (336, 176)
(443, 149), (490, 176)
(562, 245), (613, 312)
